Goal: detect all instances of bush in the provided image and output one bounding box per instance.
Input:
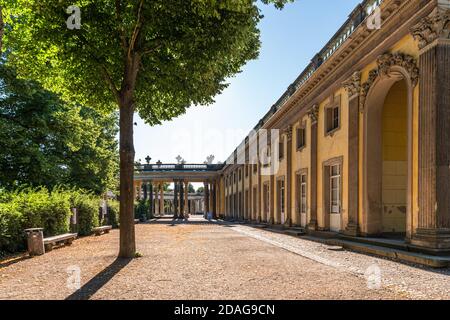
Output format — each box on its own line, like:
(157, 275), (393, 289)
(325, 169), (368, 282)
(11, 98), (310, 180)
(0, 187), (107, 253)
(12, 187), (71, 237)
(135, 200), (151, 221)
(0, 202), (24, 254)
(107, 200), (120, 228)
(71, 192), (100, 236)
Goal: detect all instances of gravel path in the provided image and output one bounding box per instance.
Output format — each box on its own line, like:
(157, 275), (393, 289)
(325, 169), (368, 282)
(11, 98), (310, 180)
(0, 218), (448, 300)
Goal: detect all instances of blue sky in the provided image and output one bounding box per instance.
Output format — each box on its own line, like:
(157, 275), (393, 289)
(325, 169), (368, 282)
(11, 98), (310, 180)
(134, 0), (361, 165)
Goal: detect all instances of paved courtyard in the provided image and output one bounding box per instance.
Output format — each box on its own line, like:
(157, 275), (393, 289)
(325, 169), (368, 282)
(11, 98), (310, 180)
(0, 218), (449, 300)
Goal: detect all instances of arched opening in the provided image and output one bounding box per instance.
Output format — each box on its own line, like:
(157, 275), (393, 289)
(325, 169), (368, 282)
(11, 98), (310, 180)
(381, 80), (408, 236)
(363, 71), (412, 239)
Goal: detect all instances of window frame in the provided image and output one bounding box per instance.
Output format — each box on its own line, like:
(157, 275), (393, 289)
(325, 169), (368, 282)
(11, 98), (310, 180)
(324, 96), (341, 136)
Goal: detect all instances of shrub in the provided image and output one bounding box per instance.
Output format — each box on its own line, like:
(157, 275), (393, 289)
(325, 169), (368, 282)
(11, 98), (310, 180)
(0, 202), (24, 254)
(107, 200), (120, 228)
(72, 192), (100, 236)
(135, 200), (151, 221)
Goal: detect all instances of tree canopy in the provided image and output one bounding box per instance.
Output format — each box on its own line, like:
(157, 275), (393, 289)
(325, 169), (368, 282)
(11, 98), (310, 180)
(0, 64), (119, 194)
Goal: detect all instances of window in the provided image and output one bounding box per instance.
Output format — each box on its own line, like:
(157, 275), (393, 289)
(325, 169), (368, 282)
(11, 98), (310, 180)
(238, 169), (242, 181)
(263, 184), (269, 217)
(253, 187), (257, 215)
(245, 165), (249, 177)
(233, 172), (236, 183)
(278, 180), (285, 214)
(297, 127), (306, 150)
(253, 164), (257, 173)
(326, 105), (340, 134)
(278, 138), (284, 160)
(330, 165), (341, 214)
(300, 174), (307, 214)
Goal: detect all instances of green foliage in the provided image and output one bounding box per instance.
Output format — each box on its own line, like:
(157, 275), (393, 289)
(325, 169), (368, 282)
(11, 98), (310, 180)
(4, 0), (294, 125)
(70, 190), (100, 236)
(0, 201), (23, 253)
(0, 64), (119, 194)
(107, 200), (120, 228)
(135, 200), (151, 221)
(0, 187), (108, 254)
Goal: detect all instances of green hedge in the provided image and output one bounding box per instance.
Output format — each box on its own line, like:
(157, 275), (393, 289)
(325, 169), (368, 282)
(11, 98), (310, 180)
(0, 187), (110, 255)
(107, 201), (120, 228)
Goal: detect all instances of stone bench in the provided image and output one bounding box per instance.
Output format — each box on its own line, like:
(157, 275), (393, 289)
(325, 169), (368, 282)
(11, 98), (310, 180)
(134, 219), (140, 224)
(43, 233), (77, 252)
(92, 225), (112, 236)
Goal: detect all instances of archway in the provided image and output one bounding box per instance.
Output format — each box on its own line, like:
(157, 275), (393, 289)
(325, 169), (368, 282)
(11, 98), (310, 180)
(362, 65), (414, 240)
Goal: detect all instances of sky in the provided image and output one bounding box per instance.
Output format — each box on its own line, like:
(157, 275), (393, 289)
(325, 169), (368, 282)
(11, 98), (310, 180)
(134, 0), (361, 166)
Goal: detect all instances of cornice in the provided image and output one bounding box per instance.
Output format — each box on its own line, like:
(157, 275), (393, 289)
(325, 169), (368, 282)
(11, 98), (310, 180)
(262, 0), (433, 130)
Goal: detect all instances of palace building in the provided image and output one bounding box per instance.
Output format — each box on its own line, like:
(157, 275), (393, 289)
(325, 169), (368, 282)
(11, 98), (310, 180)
(135, 0), (450, 255)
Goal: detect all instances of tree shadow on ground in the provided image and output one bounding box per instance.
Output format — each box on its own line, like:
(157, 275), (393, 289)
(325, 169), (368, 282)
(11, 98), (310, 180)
(65, 257), (132, 300)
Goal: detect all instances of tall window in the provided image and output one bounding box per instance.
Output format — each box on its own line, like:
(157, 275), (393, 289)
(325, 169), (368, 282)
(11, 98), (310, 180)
(279, 180), (285, 214)
(330, 164), (341, 214)
(263, 184), (269, 218)
(278, 138), (284, 160)
(238, 169), (242, 181)
(297, 127), (306, 150)
(300, 174), (307, 214)
(253, 187), (257, 216)
(326, 105), (340, 134)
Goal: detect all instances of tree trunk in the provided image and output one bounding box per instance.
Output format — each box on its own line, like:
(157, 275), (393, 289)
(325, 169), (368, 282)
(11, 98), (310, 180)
(118, 98), (136, 258)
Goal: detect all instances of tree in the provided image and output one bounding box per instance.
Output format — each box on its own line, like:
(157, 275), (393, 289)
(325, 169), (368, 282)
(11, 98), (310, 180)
(0, 64), (119, 194)
(4, 0), (293, 258)
(0, 5), (3, 53)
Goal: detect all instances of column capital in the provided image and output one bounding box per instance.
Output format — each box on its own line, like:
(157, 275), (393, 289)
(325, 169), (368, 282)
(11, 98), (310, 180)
(411, 7), (450, 50)
(307, 104), (319, 124)
(342, 71), (361, 99)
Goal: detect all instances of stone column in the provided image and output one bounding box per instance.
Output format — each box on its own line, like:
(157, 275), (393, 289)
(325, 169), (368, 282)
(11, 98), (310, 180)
(307, 105), (319, 230)
(204, 181), (210, 216)
(143, 182), (148, 201)
(160, 183), (164, 215)
(179, 181), (184, 218)
(212, 181), (217, 219)
(149, 181), (154, 216)
(343, 72), (361, 236)
(173, 180), (179, 218)
(411, 6), (450, 251)
(285, 125), (293, 227)
(184, 180), (189, 217)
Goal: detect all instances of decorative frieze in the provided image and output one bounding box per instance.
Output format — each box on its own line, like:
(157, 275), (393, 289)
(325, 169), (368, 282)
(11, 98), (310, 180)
(359, 52), (419, 113)
(359, 69), (379, 113)
(411, 7), (450, 50)
(342, 71), (362, 99)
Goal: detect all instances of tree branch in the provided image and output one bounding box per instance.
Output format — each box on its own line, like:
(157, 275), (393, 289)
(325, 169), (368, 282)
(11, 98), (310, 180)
(115, 0), (128, 54)
(128, 0), (144, 59)
(0, 5), (4, 54)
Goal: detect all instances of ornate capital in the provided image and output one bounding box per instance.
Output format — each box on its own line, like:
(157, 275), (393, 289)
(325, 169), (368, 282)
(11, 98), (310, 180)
(377, 52), (419, 86)
(284, 125), (293, 141)
(342, 71), (362, 99)
(359, 69), (378, 113)
(411, 7), (450, 50)
(308, 105), (319, 124)
(359, 52), (419, 113)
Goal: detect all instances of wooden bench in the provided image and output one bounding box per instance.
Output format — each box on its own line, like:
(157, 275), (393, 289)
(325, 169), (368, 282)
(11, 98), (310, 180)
(43, 233), (77, 252)
(92, 225), (112, 236)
